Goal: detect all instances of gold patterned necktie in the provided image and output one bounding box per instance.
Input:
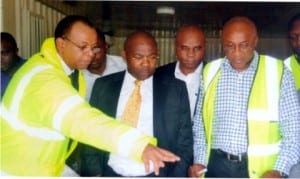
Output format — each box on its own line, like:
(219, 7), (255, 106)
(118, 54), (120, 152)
(122, 80), (142, 128)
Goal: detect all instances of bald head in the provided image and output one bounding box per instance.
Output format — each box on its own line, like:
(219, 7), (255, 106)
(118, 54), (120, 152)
(122, 30), (158, 80)
(222, 16), (258, 42)
(221, 16), (258, 72)
(175, 24), (206, 75)
(124, 31), (157, 52)
(176, 24), (205, 43)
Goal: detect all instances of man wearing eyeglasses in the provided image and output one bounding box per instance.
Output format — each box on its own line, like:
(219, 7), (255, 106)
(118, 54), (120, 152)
(75, 31), (193, 177)
(0, 15), (180, 176)
(190, 16), (300, 178)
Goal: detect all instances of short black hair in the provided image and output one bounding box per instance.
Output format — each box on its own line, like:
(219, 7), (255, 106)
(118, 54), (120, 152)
(288, 13), (300, 32)
(1, 32), (18, 51)
(96, 28), (106, 44)
(54, 15), (97, 39)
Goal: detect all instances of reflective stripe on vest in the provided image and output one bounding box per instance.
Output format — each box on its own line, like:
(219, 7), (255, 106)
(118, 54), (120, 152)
(203, 56), (283, 177)
(53, 95), (84, 131)
(2, 65), (85, 141)
(1, 65), (65, 140)
(284, 55), (300, 89)
(1, 104), (64, 140)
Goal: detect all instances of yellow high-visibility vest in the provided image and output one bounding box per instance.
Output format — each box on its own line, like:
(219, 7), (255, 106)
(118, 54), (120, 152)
(0, 38), (156, 176)
(284, 55), (300, 90)
(202, 55), (283, 178)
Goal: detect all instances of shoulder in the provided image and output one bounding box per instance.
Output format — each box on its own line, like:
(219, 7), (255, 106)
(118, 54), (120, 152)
(156, 62), (176, 73)
(155, 62), (177, 80)
(107, 54), (126, 65)
(94, 71), (125, 86)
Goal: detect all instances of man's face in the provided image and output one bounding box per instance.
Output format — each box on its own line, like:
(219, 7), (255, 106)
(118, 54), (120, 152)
(58, 21), (98, 70)
(289, 19), (300, 56)
(123, 35), (157, 81)
(88, 37), (108, 70)
(222, 21), (258, 72)
(1, 40), (17, 71)
(176, 27), (206, 75)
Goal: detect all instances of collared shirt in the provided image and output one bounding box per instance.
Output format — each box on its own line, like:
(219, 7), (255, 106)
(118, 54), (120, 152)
(57, 53), (73, 75)
(108, 71), (154, 176)
(83, 54), (126, 101)
(193, 52), (300, 174)
(175, 61), (203, 117)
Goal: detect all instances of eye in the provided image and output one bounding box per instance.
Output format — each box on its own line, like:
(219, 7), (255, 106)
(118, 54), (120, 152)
(225, 43), (234, 51)
(132, 54), (144, 60)
(180, 46), (189, 51)
(194, 46), (202, 51)
(148, 55), (158, 61)
(240, 43), (249, 49)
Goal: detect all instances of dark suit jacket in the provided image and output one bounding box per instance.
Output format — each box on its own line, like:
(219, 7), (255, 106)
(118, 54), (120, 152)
(74, 70), (193, 177)
(155, 62), (177, 81)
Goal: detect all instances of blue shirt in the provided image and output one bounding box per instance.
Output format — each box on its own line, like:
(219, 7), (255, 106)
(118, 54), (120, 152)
(193, 52), (300, 175)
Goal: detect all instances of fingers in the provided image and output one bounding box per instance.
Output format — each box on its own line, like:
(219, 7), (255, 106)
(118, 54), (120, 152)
(188, 164), (207, 177)
(142, 144), (180, 176)
(144, 160), (150, 173)
(157, 148), (180, 162)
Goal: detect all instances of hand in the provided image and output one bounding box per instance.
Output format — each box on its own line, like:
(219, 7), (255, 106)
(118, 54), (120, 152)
(141, 144), (180, 176)
(188, 164), (207, 177)
(261, 170), (282, 178)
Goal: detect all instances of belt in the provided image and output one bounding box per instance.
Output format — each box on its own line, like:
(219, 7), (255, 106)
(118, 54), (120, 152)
(213, 149), (247, 162)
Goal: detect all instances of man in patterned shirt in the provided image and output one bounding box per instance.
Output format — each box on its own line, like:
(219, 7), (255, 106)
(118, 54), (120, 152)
(189, 16), (300, 178)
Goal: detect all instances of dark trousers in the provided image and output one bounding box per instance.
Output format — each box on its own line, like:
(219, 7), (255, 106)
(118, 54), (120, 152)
(206, 149), (249, 178)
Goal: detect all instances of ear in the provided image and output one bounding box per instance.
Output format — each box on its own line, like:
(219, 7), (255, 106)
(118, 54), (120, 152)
(121, 50), (128, 63)
(253, 35), (259, 48)
(55, 38), (65, 54)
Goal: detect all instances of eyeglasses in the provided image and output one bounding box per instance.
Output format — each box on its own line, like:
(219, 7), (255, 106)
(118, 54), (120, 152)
(63, 37), (101, 54)
(224, 42), (252, 53)
(130, 54), (159, 62)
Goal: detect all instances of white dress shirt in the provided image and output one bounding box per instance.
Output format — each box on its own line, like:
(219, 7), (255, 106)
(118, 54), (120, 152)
(174, 61), (203, 117)
(83, 54), (126, 101)
(108, 71), (154, 176)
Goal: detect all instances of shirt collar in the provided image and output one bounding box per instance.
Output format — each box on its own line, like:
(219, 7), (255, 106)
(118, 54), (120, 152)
(57, 53), (73, 75)
(175, 61), (203, 79)
(124, 70), (153, 86)
(223, 51), (259, 73)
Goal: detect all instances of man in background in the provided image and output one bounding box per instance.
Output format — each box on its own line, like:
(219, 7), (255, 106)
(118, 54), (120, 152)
(83, 28), (126, 101)
(156, 24), (206, 117)
(1, 32), (25, 97)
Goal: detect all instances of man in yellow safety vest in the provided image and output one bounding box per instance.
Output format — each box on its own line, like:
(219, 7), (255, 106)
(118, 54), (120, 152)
(0, 15), (180, 176)
(189, 16), (300, 178)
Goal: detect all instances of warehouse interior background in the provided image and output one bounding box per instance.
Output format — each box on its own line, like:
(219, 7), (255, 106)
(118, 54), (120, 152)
(1, 0), (299, 65)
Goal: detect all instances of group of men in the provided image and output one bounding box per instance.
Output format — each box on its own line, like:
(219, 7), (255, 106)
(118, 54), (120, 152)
(0, 13), (299, 178)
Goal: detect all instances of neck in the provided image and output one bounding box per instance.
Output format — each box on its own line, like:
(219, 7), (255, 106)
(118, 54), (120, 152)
(88, 61), (107, 75)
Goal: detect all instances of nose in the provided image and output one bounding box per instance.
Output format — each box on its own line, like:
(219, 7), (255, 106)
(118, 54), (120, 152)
(141, 56), (151, 66)
(187, 48), (195, 57)
(231, 46), (245, 57)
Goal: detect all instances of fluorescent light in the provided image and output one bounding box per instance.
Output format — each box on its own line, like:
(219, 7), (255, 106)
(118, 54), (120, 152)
(156, 6), (175, 15)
